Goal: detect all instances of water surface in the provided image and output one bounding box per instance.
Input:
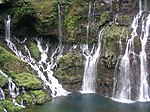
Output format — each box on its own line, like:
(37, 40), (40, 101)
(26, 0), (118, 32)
(26, 93), (150, 112)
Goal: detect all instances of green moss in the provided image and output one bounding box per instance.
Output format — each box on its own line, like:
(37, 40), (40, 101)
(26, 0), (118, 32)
(29, 90), (50, 105)
(117, 14), (131, 21)
(0, 46), (27, 74)
(64, 16), (81, 35)
(17, 94), (33, 105)
(0, 100), (23, 112)
(32, 0), (58, 33)
(0, 46), (16, 66)
(117, 14), (132, 26)
(11, 5), (35, 24)
(29, 42), (40, 60)
(3, 59), (27, 74)
(106, 25), (122, 38)
(22, 94), (33, 105)
(0, 105), (3, 112)
(55, 68), (66, 80)
(102, 25), (127, 52)
(56, 51), (82, 81)
(114, 3), (120, 12)
(17, 90), (51, 105)
(11, 72), (42, 90)
(99, 11), (110, 26)
(57, 52), (81, 69)
(0, 73), (8, 87)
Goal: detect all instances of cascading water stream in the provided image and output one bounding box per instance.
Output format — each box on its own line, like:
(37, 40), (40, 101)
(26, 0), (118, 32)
(113, 0), (150, 102)
(0, 70), (8, 78)
(139, 14), (150, 101)
(8, 78), (21, 106)
(81, 29), (103, 93)
(4, 15), (11, 40)
(0, 69), (24, 107)
(4, 15), (68, 98)
(0, 87), (5, 100)
(86, 1), (92, 41)
(3, 108), (7, 112)
(113, 38), (134, 102)
(80, 2), (103, 93)
(0, 70), (7, 100)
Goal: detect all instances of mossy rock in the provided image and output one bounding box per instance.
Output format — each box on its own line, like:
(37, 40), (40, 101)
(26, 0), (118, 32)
(56, 51), (82, 82)
(31, 0), (58, 35)
(57, 52), (81, 69)
(17, 93), (33, 105)
(0, 46), (27, 74)
(0, 73), (8, 87)
(0, 100), (23, 112)
(117, 14), (132, 26)
(0, 105), (3, 112)
(99, 11), (110, 26)
(29, 90), (51, 105)
(11, 72), (42, 90)
(29, 42), (40, 60)
(102, 25), (127, 53)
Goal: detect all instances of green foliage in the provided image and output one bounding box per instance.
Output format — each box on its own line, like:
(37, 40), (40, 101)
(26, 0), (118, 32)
(64, 16), (81, 34)
(0, 73), (8, 87)
(11, 5), (35, 24)
(22, 94), (33, 105)
(17, 93), (33, 105)
(29, 42), (40, 60)
(0, 46), (27, 74)
(0, 100), (23, 112)
(0, 47), (14, 66)
(56, 51), (82, 81)
(32, 0), (58, 33)
(57, 52), (81, 69)
(16, 90), (51, 106)
(0, 105), (3, 112)
(11, 72), (42, 90)
(99, 11), (110, 26)
(102, 25), (122, 52)
(29, 90), (51, 104)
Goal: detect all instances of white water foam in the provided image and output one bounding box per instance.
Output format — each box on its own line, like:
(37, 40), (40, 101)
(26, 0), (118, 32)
(81, 29), (104, 93)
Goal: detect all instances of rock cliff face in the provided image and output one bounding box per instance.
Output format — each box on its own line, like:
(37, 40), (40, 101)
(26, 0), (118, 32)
(0, 0), (138, 39)
(0, 0), (142, 111)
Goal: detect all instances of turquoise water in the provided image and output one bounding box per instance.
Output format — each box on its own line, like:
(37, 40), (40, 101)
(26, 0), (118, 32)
(26, 93), (150, 112)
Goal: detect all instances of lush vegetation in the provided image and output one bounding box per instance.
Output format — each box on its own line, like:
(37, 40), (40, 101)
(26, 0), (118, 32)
(0, 45), (50, 111)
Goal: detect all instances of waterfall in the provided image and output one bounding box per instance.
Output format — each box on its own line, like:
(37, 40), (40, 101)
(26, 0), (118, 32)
(119, 28), (125, 55)
(8, 78), (19, 99)
(3, 108), (7, 112)
(4, 15), (68, 97)
(113, 38), (134, 102)
(81, 29), (103, 93)
(0, 87), (5, 100)
(0, 70), (8, 78)
(8, 78), (25, 107)
(86, 2), (92, 41)
(113, 0), (150, 102)
(6, 38), (68, 98)
(80, 2), (103, 93)
(0, 69), (25, 106)
(4, 15), (11, 40)
(139, 14), (150, 101)
(0, 70), (7, 100)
